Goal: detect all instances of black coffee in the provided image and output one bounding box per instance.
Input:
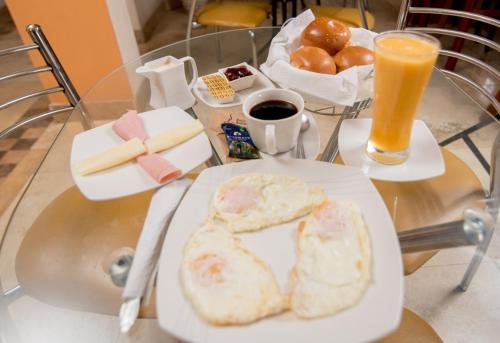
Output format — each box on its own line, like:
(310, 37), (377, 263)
(250, 100), (297, 120)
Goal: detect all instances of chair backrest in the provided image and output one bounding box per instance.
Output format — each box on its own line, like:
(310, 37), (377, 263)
(0, 24), (92, 139)
(396, 2), (499, 291)
(396, 0), (500, 114)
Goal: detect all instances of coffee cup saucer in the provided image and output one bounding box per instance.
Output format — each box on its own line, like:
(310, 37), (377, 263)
(260, 111), (320, 160)
(338, 119), (445, 181)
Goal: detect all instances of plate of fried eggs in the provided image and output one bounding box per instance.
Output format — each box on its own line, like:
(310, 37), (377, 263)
(157, 158), (403, 343)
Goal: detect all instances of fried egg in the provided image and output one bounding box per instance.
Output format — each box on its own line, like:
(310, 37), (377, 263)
(211, 173), (327, 233)
(290, 200), (371, 318)
(181, 222), (287, 325)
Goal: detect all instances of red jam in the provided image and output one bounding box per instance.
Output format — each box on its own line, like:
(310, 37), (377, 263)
(224, 66), (252, 81)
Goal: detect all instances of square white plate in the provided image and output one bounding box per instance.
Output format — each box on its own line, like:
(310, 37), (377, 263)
(339, 119), (445, 182)
(70, 107), (212, 201)
(157, 159), (403, 343)
(193, 64), (275, 108)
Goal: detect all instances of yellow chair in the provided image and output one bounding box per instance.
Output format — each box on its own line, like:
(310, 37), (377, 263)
(187, 1), (271, 40)
(378, 308), (443, 343)
(311, 4), (376, 30)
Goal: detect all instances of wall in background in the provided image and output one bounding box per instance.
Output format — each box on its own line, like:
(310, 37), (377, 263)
(386, 0), (402, 8)
(126, 0), (141, 31)
(5, 0), (132, 102)
(107, 0), (140, 64)
(127, 0), (170, 43)
(135, 0), (163, 28)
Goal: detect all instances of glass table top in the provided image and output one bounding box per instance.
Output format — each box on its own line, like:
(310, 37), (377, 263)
(0, 27), (498, 342)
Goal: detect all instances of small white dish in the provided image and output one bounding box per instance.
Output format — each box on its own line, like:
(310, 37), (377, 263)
(157, 159), (403, 343)
(339, 119), (445, 182)
(219, 62), (257, 91)
(193, 64), (275, 108)
(260, 110), (320, 160)
(70, 107), (212, 200)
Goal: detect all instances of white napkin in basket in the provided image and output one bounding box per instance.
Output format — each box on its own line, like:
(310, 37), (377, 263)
(260, 10), (378, 106)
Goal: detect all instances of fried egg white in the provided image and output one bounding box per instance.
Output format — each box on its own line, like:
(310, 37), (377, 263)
(290, 199), (371, 318)
(211, 173), (327, 233)
(181, 222), (287, 325)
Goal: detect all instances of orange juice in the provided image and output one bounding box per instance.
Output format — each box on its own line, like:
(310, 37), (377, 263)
(366, 31), (439, 164)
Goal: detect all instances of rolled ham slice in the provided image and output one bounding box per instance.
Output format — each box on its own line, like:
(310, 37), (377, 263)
(137, 153), (182, 184)
(112, 110), (148, 142)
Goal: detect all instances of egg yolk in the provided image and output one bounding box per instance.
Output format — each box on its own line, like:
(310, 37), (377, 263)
(192, 254), (225, 286)
(220, 185), (260, 213)
(314, 202), (351, 240)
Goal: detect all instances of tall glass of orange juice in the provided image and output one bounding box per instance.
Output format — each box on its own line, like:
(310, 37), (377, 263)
(366, 31), (440, 164)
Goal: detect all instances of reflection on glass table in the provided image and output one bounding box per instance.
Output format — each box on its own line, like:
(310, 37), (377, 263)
(0, 28), (498, 342)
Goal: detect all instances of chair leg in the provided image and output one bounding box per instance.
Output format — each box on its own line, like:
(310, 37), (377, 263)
(363, 0), (370, 11)
(186, 0), (198, 41)
(76, 102), (94, 130)
(3, 285), (21, 300)
(215, 26), (223, 63)
(437, 0), (452, 28)
(458, 225), (495, 291)
(248, 30), (258, 68)
(282, 1), (288, 24)
(488, 130), (500, 210)
(1, 283), (23, 343)
(459, 130), (500, 291)
(272, 0), (278, 26)
(357, 0), (369, 29)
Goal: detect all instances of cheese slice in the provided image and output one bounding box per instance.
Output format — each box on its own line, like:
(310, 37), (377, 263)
(144, 120), (204, 154)
(75, 137), (146, 176)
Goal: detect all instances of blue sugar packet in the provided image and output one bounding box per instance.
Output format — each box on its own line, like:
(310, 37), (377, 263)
(221, 123), (260, 159)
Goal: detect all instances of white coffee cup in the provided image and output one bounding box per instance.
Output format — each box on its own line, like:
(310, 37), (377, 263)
(243, 89), (304, 155)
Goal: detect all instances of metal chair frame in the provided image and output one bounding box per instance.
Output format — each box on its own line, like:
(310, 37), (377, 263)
(397, 1), (500, 115)
(397, 0), (500, 290)
(0, 24), (92, 139)
(397, 1), (499, 173)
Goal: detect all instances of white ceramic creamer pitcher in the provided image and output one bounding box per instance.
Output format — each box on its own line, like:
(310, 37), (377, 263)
(136, 56), (198, 110)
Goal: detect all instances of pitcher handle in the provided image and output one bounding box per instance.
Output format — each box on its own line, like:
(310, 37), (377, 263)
(180, 56), (198, 90)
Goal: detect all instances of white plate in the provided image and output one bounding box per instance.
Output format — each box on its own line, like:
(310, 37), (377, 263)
(157, 159), (403, 343)
(260, 110), (320, 160)
(218, 62), (258, 91)
(193, 64), (275, 108)
(70, 107), (212, 200)
(339, 119), (445, 182)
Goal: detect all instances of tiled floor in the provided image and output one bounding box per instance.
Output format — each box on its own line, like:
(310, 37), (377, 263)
(0, 98), (53, 175)
(1, 1), (499, 343)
